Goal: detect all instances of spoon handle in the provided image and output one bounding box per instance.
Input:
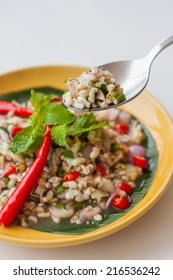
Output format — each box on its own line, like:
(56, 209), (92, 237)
(145, 34), (173, 65)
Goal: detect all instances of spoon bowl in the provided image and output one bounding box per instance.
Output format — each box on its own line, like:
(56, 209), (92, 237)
(66, 34), (173, 112)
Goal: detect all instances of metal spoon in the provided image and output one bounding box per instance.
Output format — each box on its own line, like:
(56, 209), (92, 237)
(64, 34), (173, 112)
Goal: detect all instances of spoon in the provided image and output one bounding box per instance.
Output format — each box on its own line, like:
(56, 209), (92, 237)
(64, 34), (173, 112)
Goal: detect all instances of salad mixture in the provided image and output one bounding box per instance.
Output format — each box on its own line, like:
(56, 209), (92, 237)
(0, 90), (149, 228)
(62, 67), (125, 110)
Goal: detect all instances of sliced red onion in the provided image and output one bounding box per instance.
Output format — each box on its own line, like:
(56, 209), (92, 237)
(118, 111), (131, 124)
(81, 144), (92, 158)
(0, 162), (14, 179)
(0, 180), (4, 190)
(127, 145), (146, 163)
(108, 109), (120, 121)
(118, 134), (131, 144)
(95, 141), (108, 153)
(105, 191), (118, 209)
(0, 129), (10, 144)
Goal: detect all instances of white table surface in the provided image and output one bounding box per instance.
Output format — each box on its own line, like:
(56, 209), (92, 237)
(0, 0), (173, 260)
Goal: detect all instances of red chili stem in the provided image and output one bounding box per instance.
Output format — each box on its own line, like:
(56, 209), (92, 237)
(0, 125), (51, 227)
(0, 100), (33, 117)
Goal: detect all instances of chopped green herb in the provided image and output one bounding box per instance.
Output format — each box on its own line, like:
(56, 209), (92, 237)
(64, 78), (77, 83)
(114, 143), (120, 151)
(63, 150), (74, 158)
(75, 202), (84, 211)
(115, 163), (126, 170)
(79, 142), (86, 152)
(110, 91), (118, 98)
(116, 93), (126, 103)
(48, 198), (58, 203)
(57, 186), (65, 194)
(94, 82), (107, 93)
(57, 168), (65, 177)
(3, 177), (10, 185)
(55, 202), (65, 209)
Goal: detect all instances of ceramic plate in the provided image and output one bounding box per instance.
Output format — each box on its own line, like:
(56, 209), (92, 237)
(0, 65), (173, 247)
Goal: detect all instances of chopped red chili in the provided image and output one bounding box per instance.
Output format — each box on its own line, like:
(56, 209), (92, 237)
(63, 171), (79, 182)
(96, 164), (106, 177)
(11, 126), (23, 136)
(115, 124), (129, 134)
(53, 97), (62, 102)
(119, 182), (132, 194)
(111, 194), (131, 210)
(133, 155), (148, 168)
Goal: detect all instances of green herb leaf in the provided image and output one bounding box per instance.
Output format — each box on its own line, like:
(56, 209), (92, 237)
(67, 113), (108, 136)
(10, 113), (44, 154)
(42, 104), (75, 125)
(63, 150), (74, 158)
(51, 124), (67, 146)
(30, 90), (55, 111)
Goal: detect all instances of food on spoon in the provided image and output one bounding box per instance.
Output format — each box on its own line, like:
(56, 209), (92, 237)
(62, 67), (125, 109)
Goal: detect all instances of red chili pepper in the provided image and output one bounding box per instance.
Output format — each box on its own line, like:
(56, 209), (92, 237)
(115, 123), (129, 134)
(0, 125), (51, 227)
(119, 182), (132, 194)
(133, 155), (148, 168)
(5, 166), (16, 177)
(0, 100), (33, 117)
(52, 97), (62, 102)
(63, 171), (79, 182)
(96, 164), (106, 177)
(11, 126), (23, 136)
(111, 194), (131, 210)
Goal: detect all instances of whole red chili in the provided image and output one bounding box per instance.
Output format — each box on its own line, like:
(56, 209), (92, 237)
(0, 125), (51, 227)
(0, 100), (33, 117)
(5, 166), (16, 177)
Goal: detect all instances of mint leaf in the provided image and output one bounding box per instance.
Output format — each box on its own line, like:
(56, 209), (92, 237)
(51, 124), (67, 146)
(42, 104), (75, 125)
(67, 113), (108, 136)
(30, 90), (55, 111)
(10, 113), (44, 154)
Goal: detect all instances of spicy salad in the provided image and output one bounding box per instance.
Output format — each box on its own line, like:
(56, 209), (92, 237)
(0, 90), (151, 230)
